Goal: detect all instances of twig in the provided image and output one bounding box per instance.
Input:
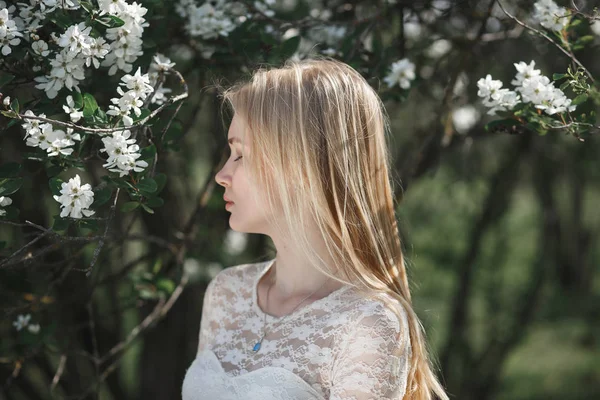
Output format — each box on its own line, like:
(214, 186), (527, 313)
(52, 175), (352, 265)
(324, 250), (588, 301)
(50, 354), (67, 393)
(84, 188), (120, 276)
(0, 224), (53, 268)
(496, 0), (594, 82)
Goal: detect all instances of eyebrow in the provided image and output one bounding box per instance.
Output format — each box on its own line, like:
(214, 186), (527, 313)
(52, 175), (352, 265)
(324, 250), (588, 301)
(228, 137), (242, 145)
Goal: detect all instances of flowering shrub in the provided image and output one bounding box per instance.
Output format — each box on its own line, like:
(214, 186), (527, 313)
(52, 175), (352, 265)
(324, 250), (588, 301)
(0, 0), (598, 397)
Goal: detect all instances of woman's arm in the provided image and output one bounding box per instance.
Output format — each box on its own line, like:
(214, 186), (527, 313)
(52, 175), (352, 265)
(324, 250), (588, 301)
(329, 304), (411, 399)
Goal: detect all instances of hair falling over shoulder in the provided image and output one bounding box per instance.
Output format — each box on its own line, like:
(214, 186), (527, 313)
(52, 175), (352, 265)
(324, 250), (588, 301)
(219, 57), (449, 400)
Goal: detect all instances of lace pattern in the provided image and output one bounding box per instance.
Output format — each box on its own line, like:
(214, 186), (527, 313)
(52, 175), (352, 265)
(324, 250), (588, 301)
(182, 259), (412, 400)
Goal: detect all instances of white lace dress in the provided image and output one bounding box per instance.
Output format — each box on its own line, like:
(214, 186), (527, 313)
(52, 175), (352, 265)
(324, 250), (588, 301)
(181, 259), (412, 400)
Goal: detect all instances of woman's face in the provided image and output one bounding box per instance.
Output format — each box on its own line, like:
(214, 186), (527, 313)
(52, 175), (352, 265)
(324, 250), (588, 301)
(215, 113), (272, 234)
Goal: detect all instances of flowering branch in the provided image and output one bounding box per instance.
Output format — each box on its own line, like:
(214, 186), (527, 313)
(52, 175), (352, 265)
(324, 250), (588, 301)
(496, 0), (594, 82)
(13, 68), (188, 135)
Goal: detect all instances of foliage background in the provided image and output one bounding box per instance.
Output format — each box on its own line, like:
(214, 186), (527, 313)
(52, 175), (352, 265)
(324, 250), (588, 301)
(1, 0), (599, 399)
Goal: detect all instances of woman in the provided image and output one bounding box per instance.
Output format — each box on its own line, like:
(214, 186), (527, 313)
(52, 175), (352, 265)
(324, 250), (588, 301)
(182, 58), (449, 400)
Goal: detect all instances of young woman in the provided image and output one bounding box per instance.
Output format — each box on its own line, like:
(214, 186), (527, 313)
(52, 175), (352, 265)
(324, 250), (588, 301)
(182, 58), (449, 400)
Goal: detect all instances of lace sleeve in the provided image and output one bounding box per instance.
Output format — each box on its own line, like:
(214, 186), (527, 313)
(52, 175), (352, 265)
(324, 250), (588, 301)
(330, 303), (411, 400)
(196, 274), (219, 356)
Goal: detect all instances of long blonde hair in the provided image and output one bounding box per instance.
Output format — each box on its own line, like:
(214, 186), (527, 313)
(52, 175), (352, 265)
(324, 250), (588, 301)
(220, 57), (448, 400)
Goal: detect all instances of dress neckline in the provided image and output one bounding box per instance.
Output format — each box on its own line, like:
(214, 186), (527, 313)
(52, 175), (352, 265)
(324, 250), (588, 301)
(251, 258), (351, 322)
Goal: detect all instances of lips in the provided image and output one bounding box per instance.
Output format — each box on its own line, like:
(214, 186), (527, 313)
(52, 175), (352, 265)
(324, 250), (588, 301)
(223, 195), (234, 204)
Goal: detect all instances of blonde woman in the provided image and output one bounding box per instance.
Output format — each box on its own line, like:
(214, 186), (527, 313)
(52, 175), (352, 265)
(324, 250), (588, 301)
(182, 58), (449, 400)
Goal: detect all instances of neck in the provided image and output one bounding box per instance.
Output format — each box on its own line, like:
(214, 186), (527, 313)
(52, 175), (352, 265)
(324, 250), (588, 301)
(266, 254), (343, 301)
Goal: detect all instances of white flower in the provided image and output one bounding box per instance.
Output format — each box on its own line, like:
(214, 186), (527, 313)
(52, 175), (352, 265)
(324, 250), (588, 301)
(27, 323), (41, 334)
(2, 95), (9, 106)
(384, 58), (416, 89)
(62, 95), (83, 122)
(31, 39), (50, 56)
(511, 60), (541, 87)
(100, 1), (148, 75)
(0, 195), (11, 215)
(13, 314), (31, 331)
(53, 174), (95, 219)
(477, 74), (520, 115)
(183, 2), (237, 40)
(150, 53), (175, 72)
(100, 130), (148, 176)
(533, 0), (569, 32)
(120, 67), (153, 99)
(82, 36), (110, 69)
(22, 110), (48, 138)
(0, 8), (24, 56)
(58, 23), (93, 54)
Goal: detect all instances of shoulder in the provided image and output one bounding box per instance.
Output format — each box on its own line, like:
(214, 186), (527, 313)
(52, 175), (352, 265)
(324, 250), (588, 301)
(333, 290), (410, 349)
(205, 259), (269, 297)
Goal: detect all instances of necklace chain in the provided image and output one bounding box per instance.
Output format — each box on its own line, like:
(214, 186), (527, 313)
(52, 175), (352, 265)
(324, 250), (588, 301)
(252, 261), (331, 353)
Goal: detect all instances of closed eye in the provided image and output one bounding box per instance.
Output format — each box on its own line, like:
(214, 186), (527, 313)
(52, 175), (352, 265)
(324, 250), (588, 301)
(234, 155), (243, 162)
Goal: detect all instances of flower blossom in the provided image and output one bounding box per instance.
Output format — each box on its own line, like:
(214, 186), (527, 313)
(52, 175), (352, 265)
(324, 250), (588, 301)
(53, 174), (95, 218)
(100, 0), (148, 76)
(476, 75), (520, 115)
(384, 58), (416, 89)
(148, 53), (175, 105)
(512, 61), (576, 115)
(533, 0), (569, 32)
(63, 95), (83, 122)
(0, 7), (24, 56)
(107, 68), (154, 126)
(179, 1), (237, 40)
(100, 130), (148, 177)
(21, 110), (80, 155)
(13, 314), (31, 331)
(0, 195), (12, 216)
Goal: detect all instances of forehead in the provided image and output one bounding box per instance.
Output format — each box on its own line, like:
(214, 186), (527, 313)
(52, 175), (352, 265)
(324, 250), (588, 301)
(227, 114), (249, 145)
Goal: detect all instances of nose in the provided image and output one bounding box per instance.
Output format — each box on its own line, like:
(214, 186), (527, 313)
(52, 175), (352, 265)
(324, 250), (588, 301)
(215, 161), (230, 188)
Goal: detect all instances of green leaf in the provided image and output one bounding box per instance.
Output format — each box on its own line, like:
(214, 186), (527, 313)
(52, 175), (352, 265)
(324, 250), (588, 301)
(72, 91), (84, 109)
(0, 72), (15, 88)
(121, 201), (140, 212)
(52, 216), (70, 231)
(572, 94), (588, 105)
(552, 73), (567, 81)
(46, 163), (65, 178)
(79, 0), (94, 13)
(156, 278), (175, 295)
(83, 93), (98, 117)
(93, 186), (113, 207)
(137, 177), (157, 194)
(145, 196), (164, 208)
(140, 144), (157, 161)
(93, 107), (107, 124)
(0, 178), (23, 196)
(9, 97), (19, 114)
(1, 110), (18, 119)
(140, 203), (154, 214)
(154, 173), (167, 193)
(96, 15), (125, 28)
(0, 162), (21, 178)
(48, 178), (63, 197)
